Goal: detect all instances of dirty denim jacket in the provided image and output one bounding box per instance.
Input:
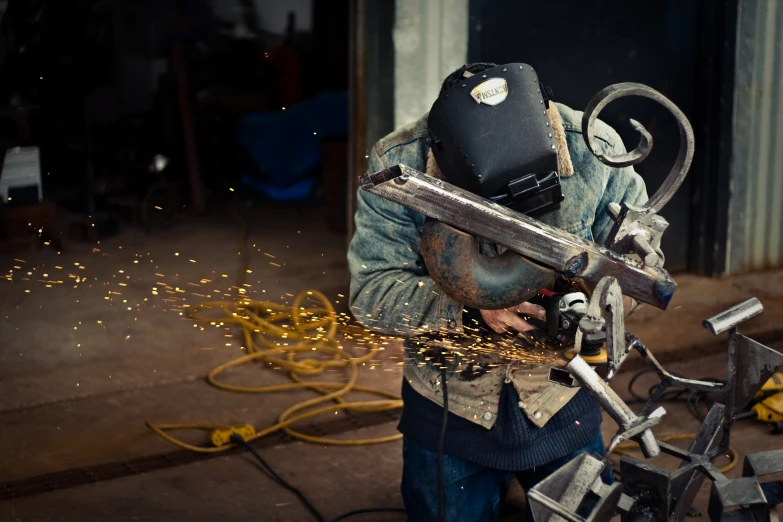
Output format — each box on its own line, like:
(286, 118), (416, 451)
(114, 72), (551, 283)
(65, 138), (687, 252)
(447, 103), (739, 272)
(348, 103), (654, 430)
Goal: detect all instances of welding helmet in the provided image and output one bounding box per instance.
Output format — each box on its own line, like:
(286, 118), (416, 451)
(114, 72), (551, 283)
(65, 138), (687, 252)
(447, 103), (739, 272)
(427, 63), (563, 215)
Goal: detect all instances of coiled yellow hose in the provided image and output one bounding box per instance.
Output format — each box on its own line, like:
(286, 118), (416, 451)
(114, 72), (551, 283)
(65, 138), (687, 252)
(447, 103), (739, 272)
(146, 289), (403, 452)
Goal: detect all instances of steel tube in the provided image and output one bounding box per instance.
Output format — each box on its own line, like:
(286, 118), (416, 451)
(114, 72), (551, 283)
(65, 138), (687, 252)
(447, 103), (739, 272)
(566, 355), (660, 458)
(702, 298), (764, 335)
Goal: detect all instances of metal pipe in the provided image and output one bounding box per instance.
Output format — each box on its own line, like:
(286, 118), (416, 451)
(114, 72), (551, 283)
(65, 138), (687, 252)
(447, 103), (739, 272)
(566, 355), (660, 458)
(702, 298), (764, 335)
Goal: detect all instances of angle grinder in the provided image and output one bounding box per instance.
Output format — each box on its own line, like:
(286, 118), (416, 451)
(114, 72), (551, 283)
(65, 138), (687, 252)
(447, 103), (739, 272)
(526, 278), (609, 365)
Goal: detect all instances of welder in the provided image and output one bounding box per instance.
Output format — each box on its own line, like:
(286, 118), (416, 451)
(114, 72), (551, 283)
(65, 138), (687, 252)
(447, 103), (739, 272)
(348, 62), (663, 522)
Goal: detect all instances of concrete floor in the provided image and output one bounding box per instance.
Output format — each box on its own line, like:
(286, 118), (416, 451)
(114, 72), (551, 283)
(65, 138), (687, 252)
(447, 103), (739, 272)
(1, 204), (782, 521)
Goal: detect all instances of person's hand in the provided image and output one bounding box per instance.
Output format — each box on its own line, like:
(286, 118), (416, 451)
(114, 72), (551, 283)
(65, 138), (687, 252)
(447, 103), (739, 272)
(479, 302), (546, 334)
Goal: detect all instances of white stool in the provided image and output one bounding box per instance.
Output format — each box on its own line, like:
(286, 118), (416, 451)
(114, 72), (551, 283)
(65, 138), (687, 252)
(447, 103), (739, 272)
(0, 146), (43, 204)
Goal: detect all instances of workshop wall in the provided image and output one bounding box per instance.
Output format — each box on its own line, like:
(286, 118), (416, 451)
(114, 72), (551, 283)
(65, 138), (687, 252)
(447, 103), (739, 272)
(365, 0), (395, 151)
(392, 0), (468, 129)
(728, 0), (783, 273)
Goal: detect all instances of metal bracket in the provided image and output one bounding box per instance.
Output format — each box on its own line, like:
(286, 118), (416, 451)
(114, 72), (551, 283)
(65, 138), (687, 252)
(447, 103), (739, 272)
(528, 452), (611, 522)
(604, 203), (669, 267)
(573, 276), (629, 380)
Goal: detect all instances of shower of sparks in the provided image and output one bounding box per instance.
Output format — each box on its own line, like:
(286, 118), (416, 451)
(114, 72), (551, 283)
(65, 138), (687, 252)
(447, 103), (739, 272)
(1, 228), (571, 401)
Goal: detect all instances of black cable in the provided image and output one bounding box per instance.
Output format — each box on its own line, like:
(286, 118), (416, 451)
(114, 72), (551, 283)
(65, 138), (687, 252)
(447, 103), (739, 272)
(231, 434), (407, 521)
(231, 434), (326, 522)
(626, 368), (657, 403)
(438, 367), (449, 522)
(686, 389), (708, 421)
(230, 194), (405, 521)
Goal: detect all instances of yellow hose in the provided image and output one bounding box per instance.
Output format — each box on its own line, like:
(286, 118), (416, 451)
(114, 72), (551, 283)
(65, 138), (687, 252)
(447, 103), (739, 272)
(146, 289), (403, 452)
(611, 434), (738, 473)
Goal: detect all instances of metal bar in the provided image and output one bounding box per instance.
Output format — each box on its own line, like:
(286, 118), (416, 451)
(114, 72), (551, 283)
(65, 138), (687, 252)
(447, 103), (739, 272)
(669, 404), (727, 522)
(666, 375), (725, 393)
(527, 489), (586, 522)
(593, 277), (628, 380)
(702, 298), (764, 335)
(606, 414), (662, 455)
(657, 442), (693, 461)
(634, 348), (724, 418)
(360, 165), (677, 309)
(567, 356), (660, 458)
(632, 235), (660, 267)
(744, 450), (783, 477)
(581, 83), (694, 214)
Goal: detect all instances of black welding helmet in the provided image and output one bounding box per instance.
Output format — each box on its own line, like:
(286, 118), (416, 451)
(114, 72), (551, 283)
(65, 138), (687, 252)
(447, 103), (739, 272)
(427, 63), (563, 215)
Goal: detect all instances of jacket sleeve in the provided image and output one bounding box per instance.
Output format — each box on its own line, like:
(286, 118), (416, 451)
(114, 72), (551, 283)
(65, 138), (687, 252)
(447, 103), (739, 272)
(347, 148), (463, 336)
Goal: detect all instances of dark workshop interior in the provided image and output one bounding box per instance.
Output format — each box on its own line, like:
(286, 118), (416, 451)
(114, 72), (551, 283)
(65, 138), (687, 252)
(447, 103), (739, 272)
(1, 0), (782, 521)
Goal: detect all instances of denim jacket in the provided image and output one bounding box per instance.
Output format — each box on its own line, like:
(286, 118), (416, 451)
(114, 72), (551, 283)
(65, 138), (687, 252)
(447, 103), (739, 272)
(348, 102), (655, 429)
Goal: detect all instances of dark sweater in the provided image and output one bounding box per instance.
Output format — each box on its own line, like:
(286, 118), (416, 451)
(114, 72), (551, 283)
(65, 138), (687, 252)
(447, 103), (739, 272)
(397, 377), (602, 471)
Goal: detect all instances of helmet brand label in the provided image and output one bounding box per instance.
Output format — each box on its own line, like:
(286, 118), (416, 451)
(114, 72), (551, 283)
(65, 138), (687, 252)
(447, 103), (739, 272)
(470, 78), (508, 105)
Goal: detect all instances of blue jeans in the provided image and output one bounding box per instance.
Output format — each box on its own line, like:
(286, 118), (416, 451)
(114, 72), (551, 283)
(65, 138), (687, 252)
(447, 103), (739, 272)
(401, 433), (609, 522)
